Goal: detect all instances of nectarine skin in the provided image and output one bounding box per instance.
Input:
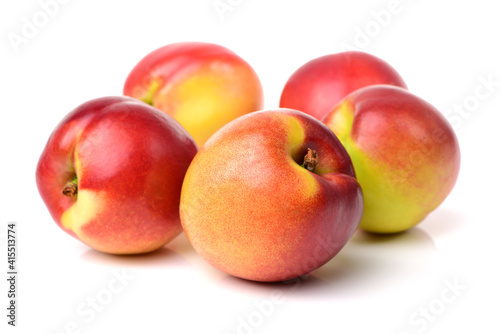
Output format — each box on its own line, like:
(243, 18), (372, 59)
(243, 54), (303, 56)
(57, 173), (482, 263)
(36, 96), (197, 254)
(180, 109), (363, 282)
(123, 42), (264, 146)
(280, 51), (407, 120)
(323, 85), (460, 233)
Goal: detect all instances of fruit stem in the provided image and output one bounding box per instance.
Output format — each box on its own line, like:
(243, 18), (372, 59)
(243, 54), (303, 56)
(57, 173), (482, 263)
(302, 148), (318, 172)
(62, 180), (78, 198)
(141, 78), (161, 105)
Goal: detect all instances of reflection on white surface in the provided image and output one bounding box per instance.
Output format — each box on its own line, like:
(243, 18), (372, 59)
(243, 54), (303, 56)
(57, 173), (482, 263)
(213, 227), (440, 298)
(80, 245), (192, 269)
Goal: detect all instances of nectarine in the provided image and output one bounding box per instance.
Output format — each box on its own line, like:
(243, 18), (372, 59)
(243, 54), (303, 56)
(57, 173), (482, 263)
(36, 96), (197, 254)
(323, 85), (460, 233)
(124, 42), (264, 146)
(180, 109), (363, 282)
(280, 51), (407, 120)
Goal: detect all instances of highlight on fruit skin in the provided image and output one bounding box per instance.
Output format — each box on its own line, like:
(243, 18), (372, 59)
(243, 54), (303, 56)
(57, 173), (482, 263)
(123, 41), (264, 147)
(180, 108), (364, 282)
(323, 85), (460, 234)
(36, 96), (198, 254)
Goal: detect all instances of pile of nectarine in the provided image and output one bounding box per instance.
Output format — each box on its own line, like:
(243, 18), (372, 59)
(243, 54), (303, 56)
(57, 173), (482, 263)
(36, 42), (460, 282)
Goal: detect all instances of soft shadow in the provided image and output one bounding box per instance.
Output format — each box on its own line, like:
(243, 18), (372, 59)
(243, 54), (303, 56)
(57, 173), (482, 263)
(213, 227), (439, 299)
(80, 236), (192, 269)
(312, 227), (438, 296)
(419, 208), (466, 237)
(165, 233), (197, 256)
(215, 272), (333, 299)
(349, 226), (437, 248)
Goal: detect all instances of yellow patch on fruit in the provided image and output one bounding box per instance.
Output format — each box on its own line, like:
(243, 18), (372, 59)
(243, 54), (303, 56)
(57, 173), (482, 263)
(345, 143), (427, 233)
(285, 115), (318, 198)
(156, 66), (256, 146)
(73, 151), (83, 178)
(60, 190), (103, 236)
(326, 100), (354, 141)
(285, 115), (306, 152)
(289, 162), (319, 198)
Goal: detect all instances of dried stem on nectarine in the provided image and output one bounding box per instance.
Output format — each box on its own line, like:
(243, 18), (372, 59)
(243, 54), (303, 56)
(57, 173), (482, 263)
(62, 181), (78, 198)
(302, 148), (318, 172)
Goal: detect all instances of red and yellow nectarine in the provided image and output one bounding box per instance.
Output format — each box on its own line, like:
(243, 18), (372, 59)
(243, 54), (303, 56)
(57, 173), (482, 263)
(180, 109), (363, 282)
(124, 42), (264, 146)
(323, 85), (460, 233)
(36, 96), (197, 254)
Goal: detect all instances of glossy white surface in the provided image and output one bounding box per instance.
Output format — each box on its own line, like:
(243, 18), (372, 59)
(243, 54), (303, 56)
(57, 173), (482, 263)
(1, 1), (499, 333)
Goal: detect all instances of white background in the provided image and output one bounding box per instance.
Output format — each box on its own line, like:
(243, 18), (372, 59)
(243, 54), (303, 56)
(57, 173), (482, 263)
(1, 0), (499, 333)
